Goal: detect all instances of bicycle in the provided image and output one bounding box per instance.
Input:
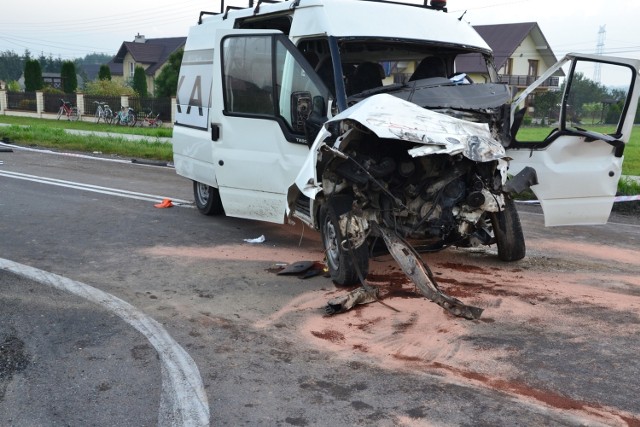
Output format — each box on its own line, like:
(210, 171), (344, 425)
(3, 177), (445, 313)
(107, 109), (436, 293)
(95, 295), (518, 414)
(138, 110), (163, 128)
(94, 101), (114, 124)
(113, 106), (137, 126)
(57, 99), (80, 121)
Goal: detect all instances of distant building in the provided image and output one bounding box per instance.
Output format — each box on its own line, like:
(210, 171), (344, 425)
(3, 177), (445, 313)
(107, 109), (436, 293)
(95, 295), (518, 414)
(17, 72), (84, 91)
(108, 34), (186, 96)
(457, 22), (564, 98)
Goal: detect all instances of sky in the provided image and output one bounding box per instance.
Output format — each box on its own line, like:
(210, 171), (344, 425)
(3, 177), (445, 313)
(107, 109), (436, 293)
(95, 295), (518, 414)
(0, 0), (639, 63)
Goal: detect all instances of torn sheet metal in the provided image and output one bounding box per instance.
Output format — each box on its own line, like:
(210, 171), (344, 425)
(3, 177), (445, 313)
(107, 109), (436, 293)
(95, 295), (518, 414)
(376, 226), (484, 320)
(289, 94), (506, 204)
(329, 94), (505, 162)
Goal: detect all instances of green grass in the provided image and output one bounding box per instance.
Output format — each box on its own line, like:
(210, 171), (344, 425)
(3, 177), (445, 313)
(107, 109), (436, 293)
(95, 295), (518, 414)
(0, 122), (173, 161)
(0, 115), (172, 138)
(515, 124), (640, 176)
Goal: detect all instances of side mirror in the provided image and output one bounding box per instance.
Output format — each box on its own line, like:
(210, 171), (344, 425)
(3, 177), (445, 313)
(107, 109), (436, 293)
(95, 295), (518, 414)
(304, 96), (327, 148)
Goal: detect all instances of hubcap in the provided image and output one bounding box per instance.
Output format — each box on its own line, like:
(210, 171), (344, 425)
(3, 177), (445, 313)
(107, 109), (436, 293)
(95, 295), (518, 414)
(323, 219), (340, 270)
(196, 183), (210, 205)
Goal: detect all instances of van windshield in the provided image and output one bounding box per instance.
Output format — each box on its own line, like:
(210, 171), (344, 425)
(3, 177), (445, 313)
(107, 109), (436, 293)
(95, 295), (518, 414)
(334, 39), (494, 96)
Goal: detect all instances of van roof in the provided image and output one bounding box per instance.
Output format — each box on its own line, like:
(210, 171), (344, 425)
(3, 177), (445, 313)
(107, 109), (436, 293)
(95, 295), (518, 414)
(199, 0), (492, 54)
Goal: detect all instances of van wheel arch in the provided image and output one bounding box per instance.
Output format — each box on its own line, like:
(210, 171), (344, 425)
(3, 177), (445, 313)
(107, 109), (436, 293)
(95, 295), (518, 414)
(193, 181), (225, 216)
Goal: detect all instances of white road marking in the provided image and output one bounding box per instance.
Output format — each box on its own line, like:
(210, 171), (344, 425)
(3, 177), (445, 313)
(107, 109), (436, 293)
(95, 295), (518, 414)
(0, 170), (193, 206)
(0, 258), (210, 427)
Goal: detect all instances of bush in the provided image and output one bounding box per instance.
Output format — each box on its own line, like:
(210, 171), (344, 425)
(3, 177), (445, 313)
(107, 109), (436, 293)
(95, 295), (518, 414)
(42, 86), (65, 95)
(84, 79), (135, 97)
(6, 80), (21, 92)
(133, 66), (147, 98)
(98, 65), (111, 81)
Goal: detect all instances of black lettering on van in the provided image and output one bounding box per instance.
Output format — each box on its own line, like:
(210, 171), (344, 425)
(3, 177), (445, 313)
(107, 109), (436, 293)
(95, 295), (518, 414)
(176, 75), (185, 113)
(187, 76), (203, 116)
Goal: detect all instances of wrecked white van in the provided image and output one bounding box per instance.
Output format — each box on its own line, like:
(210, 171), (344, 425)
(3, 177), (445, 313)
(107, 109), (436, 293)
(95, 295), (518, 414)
(172, 0), (640, 304)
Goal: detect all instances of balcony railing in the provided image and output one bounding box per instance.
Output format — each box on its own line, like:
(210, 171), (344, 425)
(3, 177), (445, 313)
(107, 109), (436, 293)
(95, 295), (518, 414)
(499, 75), (560, 88)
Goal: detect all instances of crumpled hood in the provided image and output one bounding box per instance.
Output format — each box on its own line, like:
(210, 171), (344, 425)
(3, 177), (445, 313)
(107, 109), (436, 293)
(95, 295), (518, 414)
(330, 94), (505, 161)
(291, 94), (506, 201)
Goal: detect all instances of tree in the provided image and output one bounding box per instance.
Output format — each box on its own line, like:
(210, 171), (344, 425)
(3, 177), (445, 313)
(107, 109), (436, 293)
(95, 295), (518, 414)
(24, 59), (44, 91)
(532, 90), (560, 125)
(132, 66), (147, 97)
(98, 64), (111, 81)
(154, 48), (183, 97)
(0, 50), (24, 81)
(60, 61), (78, 94)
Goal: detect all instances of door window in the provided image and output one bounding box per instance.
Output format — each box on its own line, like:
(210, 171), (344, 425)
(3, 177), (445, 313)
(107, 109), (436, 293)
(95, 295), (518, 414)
(221, 34), (326, 135)
(513, 59), (635, 146)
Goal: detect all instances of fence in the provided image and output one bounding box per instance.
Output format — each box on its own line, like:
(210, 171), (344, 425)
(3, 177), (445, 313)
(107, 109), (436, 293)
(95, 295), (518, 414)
(1, 90), (176, 125)
(6, 91), (37, 112)
(128, 97), (173, 121)
(83, 95), (123, 117)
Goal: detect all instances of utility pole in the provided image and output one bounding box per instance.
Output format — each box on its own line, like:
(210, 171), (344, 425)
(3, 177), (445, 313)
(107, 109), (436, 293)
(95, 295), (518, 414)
(593, 25), (606, 83)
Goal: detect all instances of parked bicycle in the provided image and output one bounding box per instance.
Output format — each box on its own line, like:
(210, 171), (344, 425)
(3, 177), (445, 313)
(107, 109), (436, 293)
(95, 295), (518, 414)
(113, 106), (137, 126)
(94, 101), (114, 124)
(137, 110), (163, 128)
(57, 99), (80, 121)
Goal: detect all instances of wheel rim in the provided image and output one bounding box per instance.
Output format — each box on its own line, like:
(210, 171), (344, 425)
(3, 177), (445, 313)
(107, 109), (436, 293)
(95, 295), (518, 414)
(323, 218), (341, 270)
(196, 182), (210, 205)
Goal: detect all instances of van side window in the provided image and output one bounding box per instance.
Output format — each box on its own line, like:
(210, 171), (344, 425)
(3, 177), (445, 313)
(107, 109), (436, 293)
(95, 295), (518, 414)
(223, 36), (274, 115)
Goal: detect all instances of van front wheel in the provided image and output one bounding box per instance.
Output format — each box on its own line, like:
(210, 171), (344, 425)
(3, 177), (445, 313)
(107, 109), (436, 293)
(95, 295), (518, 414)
(193, 181), (224, 216)
(319, 204), (369, 286)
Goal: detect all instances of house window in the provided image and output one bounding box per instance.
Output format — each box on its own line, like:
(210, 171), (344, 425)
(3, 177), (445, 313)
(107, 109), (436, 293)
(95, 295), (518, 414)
(528, 60), (539, 78)
(506, 58), (513, 76)
(129, 62), (135, 77)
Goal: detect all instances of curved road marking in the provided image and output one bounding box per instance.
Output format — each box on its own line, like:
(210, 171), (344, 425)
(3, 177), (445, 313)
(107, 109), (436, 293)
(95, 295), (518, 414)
(0, 258), (210, 427)
(0, 170), (193, 206)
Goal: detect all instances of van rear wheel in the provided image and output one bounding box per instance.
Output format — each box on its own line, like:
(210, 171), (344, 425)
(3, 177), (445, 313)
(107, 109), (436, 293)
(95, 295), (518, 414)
(193, 181), (224, 216)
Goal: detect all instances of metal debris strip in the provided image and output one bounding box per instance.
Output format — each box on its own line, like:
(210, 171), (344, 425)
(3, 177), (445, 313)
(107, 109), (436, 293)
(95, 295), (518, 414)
(376, 225), (484, 320)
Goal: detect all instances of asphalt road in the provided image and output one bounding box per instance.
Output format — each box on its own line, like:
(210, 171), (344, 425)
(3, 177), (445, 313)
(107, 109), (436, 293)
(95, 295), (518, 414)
(1, 146), (639, 426)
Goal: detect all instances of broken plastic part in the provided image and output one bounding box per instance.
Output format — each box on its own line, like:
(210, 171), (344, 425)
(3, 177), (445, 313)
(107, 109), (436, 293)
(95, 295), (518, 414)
(375, 225), (483, 320)
(324, 287), (379, 315)
(503, 166), (539, 194)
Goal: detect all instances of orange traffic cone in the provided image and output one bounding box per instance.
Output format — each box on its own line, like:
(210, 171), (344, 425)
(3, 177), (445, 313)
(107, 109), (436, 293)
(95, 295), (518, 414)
(154, 198), (174, 208)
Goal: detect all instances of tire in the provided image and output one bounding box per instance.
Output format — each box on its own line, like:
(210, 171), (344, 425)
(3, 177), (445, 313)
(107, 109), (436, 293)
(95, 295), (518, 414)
(153, 119), (162, 128)
(56, 108), (63, 120)
(127, 113), (136, 127)
(105, 110), (113, 124)
(71, 108), (80, 122)
(193, 181), (224, 216)
(319, 203), (369, 286)
(95, 108), (101, 123)
(489, 197), (526, 261)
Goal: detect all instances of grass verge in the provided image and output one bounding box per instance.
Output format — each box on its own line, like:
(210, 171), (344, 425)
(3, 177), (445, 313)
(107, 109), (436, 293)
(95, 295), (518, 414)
(0, 123), (173, 161)
(0, 115), (172, 138)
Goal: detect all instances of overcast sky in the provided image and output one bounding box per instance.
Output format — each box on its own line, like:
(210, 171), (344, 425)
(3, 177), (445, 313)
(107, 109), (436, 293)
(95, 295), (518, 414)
(1, 0), (638, 63)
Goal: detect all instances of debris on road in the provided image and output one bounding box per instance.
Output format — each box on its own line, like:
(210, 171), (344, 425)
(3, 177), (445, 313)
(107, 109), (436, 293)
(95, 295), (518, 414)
(154, 198), (174, 208)
(243, 235), (266, 244)
(324, 286), (379, 315)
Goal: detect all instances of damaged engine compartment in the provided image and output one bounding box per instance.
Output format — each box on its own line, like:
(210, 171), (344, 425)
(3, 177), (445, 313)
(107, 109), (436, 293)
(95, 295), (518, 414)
(291, 94), (528, 319)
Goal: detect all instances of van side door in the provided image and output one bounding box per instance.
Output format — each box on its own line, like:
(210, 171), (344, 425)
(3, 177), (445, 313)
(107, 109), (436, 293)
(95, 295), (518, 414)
(211, 30), (331, 223)
(506, 54), (640, 226)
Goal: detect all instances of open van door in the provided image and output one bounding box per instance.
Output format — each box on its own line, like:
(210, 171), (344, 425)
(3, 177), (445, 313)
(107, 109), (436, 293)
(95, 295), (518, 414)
(506, 53), (640, 226)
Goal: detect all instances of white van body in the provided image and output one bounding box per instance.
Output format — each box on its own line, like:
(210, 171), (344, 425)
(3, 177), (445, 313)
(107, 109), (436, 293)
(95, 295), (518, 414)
(172, 0), (639, 285)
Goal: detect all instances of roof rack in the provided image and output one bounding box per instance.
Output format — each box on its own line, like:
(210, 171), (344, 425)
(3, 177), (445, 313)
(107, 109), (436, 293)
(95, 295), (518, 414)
(198, 0), (446, 25)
